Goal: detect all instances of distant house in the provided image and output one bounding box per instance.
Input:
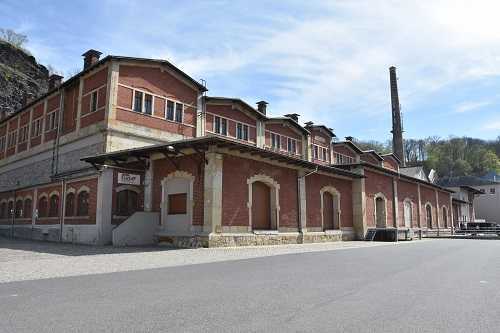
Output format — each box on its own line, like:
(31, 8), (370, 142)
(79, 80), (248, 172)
(437, 176), (500, 224)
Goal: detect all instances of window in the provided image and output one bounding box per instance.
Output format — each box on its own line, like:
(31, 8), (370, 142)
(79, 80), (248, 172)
(237, 123), (249, 141)
(0, 136), (5, 151)
(46, 111), (58, 132)
(116, 189), (139, 216)
(90, 90), (98, 112)
(333, 152), (354, 165)
(65, 193), (75, 217)
(175, 103), (183, 123)
(144, 94), (153, 115)
(32, 118), (43, 137)
(313, 145), (319, 159)
(166, 100), (174, 120)
(77, 191), (89, 216)
(287, 138), (297, 154)
(49, 194), (59, 217)
(168, 193), (187, 215)
(24, 199), (32, 219)
(480, 188), (486, 193)
(0, 202), (6, 219)
(18, 125), (28, 143)
(214, 116), (227, 136)
(38, 197), (48, 218)
(271, 133), (281, 150)
(7, 131), (17, 147)
(490, 188), (496, 194)
(133, 91), (143, 113)
(15, 199), (23, 218)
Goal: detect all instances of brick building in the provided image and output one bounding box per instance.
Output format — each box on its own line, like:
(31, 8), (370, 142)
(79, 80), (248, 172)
(0, 50), (453, 246)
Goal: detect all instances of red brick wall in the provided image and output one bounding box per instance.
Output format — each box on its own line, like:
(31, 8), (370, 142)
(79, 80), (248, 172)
(361, 153), (380, 165)
(116, 65), (198, 136)
(438, 190), (451, 227)
(305, 173), (353, 228)
(383, 158), (399, 171)
(332, 145), (357, 159)
(364, 169), (394, 227)
(152, 156), (204, 226)
(83, 68), (108, 95)
(36, 183), (63, 225)
(420, 186), (437, 227)
(0, 124), (6, 160)
(64, 178), (98, 225)
(221, 155), (299, 229)
(397, 179), (419, 227)
(62, 83), (79, 134)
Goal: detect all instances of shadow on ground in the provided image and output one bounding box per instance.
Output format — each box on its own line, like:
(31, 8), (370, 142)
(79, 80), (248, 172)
(0, 237), (175, 257)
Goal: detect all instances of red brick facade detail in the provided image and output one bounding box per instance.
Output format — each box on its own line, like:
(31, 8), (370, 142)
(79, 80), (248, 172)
(305, 174), (353, 229)
(221, 155), (299, 229)
(364, 170), (394, 227)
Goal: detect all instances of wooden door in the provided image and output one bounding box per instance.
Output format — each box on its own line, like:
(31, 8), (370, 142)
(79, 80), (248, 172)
(323, 192), (334, 230)
(252, 181), (271, 230)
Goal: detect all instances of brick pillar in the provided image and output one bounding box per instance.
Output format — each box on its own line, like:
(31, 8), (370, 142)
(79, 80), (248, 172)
(298, 171), (307, 233)
(352, 166), (366, 239)
(392, 178), (399, 228)
(96, 167), (113, 245)
(143, 159), (154, 212)
(417, 183), (422, 228)
(203, 149), (223, 234)
(196, 93), (205, 137)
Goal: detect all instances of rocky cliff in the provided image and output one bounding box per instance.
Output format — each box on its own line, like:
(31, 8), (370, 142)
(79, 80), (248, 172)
(0, 40), (49, 115)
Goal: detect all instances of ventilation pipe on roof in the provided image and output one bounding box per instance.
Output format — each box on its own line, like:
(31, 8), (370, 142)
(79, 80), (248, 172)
(82, 49), (103, 70)
(256, 101), (268, 115)
(284, 113), (300, 122)
(345, 136), (354, 142)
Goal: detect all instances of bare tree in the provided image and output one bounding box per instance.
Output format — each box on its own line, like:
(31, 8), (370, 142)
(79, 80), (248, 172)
(0, 28), (28, 48)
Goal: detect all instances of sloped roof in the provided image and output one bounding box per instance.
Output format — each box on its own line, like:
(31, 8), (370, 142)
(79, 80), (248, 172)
(436, 176), (500, 187)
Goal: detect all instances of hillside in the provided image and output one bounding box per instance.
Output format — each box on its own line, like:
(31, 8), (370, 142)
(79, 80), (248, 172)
(0, 40), (49, 115)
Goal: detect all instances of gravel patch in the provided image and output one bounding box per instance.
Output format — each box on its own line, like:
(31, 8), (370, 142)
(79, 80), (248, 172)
(0, 237), (421, 283)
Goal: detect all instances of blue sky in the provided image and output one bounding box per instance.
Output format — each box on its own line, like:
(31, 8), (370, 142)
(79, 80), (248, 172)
(2, 0), (500, 141)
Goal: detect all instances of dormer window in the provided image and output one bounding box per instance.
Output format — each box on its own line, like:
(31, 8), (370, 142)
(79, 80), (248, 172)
(271, 133), (281, 150)
(214, 116), (227, 136)
(236, 123), (249, 141)
(287, 138), (296, 154)
(90, 91), (98, 112)
(133, 91), (143, 112)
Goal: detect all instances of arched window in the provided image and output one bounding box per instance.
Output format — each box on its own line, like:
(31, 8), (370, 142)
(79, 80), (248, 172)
(48, 194), (59, 217)
(0, 202), (6, 219)
(7, 201), (14, 218)
(426, 204), (433, 229)
(77, 191), (89, 216)
(15, 199), (23, 218)
(374, 194), (387, 228)
(24, 199), (32, 219)
(38, 197), (48, 218)
(65, 193), (75, 217)
(403, 200), (412, 228)
(116, 190), (138, 216)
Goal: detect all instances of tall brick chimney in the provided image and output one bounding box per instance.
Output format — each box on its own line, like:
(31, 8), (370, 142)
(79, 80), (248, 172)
(256, 101), (268, 115)
(389, 66), (405, 166)
(48, 74), (63, 90)
(82, 49), (102, 70)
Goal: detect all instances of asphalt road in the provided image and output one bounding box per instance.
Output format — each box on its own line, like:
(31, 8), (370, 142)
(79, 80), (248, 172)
(1, 240), (499, 333)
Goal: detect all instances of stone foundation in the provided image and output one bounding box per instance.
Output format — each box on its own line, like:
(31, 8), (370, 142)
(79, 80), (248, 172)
(157, 230), (355, 248)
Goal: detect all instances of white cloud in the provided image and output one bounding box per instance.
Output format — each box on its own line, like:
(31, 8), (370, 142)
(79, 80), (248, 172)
(483, 120), (500, 131)
(454, 100), (492, 113)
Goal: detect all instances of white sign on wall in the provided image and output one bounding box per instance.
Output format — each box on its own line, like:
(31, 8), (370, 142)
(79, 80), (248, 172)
(118, 172), (141, 185)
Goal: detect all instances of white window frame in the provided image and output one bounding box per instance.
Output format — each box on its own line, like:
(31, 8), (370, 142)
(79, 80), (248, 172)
(214, 116), (227, 136)
(166, 99), (175, 121)
(287, 137), (297, 154)
(18, 125), (28, 143)
(45, 110), (58, 132)
(90, 90), (98, 112)
(7, 130), (17, 147)
(175, 102), (183, 123)
(32, 118), (42, 137)
(0, 135), (5, 151)
(236, 122), (249, 141)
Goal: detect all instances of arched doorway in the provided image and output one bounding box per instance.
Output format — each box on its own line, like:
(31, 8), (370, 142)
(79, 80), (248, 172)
(442, 207), (448, 228)
(252, 181), (272, 230)
(375, 195), (386, 228)
(321, 187), (341, 230)
(403, 200), (412, 228)
(426, 204), (433, 228)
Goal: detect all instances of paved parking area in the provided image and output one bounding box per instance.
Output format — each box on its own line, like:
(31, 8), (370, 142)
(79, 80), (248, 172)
(0, 237), (401, 283)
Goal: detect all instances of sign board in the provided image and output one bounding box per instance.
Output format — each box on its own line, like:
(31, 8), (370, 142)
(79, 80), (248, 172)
(118, 172), (141, 185)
